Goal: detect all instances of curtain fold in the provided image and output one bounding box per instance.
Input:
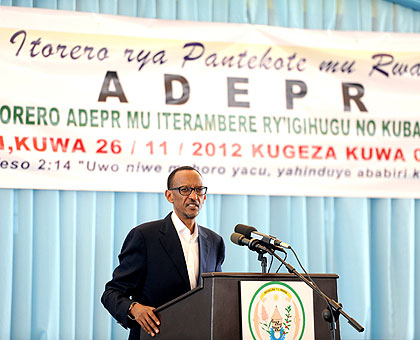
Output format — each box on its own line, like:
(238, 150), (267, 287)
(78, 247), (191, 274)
(0, 190), (14, 340)
(0, 0), (419, 339)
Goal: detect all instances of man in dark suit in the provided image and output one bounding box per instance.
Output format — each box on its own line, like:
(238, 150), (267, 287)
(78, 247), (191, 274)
(101, 166), (225, 339)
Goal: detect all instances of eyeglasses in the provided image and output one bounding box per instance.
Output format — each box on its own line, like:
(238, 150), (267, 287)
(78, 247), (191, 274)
(168, 186), (208, 196)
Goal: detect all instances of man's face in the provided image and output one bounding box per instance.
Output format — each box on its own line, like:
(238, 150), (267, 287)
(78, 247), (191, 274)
(165, 170), (206, 223)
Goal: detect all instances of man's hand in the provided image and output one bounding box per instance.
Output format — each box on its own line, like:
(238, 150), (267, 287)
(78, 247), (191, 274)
(130, 303), (160, 337)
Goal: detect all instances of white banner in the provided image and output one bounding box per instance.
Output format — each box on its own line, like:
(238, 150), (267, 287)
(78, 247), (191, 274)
(1, 6), (420, 197)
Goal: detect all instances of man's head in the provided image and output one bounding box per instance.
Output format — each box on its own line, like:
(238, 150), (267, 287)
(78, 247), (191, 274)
(165, 166), (207, 228)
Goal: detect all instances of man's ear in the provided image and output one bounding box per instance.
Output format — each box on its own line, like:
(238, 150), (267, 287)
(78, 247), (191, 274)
(165, 189), (174, 203)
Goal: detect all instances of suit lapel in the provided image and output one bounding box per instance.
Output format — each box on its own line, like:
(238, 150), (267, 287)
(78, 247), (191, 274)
(159, 214), (190, 288)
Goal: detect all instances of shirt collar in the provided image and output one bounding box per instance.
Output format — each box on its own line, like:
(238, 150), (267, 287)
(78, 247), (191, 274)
(171, 211), (198, 240)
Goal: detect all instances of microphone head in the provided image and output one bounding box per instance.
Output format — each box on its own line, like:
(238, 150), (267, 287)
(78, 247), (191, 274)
(230, 232), (244, 245)
(234, 224), (257, 238)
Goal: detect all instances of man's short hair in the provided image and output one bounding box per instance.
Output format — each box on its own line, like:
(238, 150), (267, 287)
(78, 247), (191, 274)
(167, 166), (202, 189)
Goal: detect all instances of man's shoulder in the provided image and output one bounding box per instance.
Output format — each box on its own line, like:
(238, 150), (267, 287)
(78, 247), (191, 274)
(130, 213), (172, 235)
(199, 225), (223, 242)
(133, 219), (163, 233)
(135, 218), (164, 229)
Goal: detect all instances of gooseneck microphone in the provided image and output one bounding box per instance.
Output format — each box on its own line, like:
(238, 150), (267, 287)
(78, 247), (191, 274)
(234, 224), (291, 249)
(230, 232), (269, 253)
(231, 224), (364, 336)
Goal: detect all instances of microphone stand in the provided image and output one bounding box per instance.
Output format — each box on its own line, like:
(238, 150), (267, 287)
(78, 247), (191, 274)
(257, 252), (268, 273)
(249, 238), (268, 273)
(263, 246), (364, 339)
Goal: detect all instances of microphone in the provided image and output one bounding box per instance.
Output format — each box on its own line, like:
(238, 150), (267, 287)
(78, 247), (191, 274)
(230, 232), (270, 253)
(234, 224), (291, 249)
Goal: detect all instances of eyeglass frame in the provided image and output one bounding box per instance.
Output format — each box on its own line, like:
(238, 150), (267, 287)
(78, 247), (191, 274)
(168, 185), (208, 196)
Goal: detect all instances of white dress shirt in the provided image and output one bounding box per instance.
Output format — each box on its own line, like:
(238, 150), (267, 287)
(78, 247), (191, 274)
(171, 211), (199, 289)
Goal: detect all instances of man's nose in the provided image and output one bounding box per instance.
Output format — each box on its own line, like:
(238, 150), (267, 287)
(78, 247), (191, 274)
(188, 189), (198, 199)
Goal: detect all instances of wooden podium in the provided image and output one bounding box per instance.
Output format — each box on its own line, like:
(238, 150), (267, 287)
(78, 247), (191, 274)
(141, 272), (340, 339)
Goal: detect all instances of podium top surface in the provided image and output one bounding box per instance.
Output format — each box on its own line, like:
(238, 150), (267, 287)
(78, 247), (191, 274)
(202, 272), (339, 279)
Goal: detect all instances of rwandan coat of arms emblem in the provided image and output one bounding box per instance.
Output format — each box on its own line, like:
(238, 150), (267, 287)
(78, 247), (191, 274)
(246, 281), (307, 340)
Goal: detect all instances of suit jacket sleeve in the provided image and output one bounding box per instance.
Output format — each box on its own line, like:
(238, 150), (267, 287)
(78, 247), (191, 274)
(215, 234), (225, 272)
(199, 226), (225, 274)
(101, 227), (146, 329)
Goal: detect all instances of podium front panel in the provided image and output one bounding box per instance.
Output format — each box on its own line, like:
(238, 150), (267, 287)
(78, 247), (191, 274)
(141, 272), (340, 340)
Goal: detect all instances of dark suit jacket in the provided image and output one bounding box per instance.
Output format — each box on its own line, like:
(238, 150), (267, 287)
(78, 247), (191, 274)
(101, 213), (225, 339)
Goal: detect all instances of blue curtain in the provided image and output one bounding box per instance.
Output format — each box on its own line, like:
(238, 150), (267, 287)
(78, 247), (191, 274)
(0, 1), (419, 339)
